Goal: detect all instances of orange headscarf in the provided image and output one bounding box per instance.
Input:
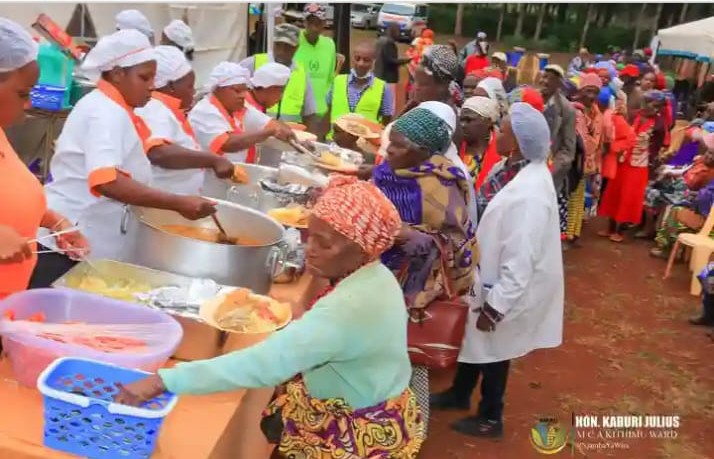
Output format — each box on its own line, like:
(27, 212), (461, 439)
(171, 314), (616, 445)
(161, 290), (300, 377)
(312, 176), (402, 260)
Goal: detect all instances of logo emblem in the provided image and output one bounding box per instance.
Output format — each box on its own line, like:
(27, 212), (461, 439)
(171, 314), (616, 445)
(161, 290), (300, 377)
(530, 417), (569, 455)
(309, 60), (320, 73)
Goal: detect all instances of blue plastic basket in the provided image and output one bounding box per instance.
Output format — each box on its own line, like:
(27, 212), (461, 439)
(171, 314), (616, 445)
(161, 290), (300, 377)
(30, 84), (67, 111)
(37, 357), (178, 459)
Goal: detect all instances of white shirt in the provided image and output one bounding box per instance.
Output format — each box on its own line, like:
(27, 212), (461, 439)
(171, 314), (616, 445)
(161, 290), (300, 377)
(43, 87), (153, 261)
(136, 95), (204, 195)
(188, 94), (272, 163)
(459, 162), (564, 364)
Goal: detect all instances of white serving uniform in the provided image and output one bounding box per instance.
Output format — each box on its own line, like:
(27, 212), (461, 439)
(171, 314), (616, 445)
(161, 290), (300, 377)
(136, 94), (204, 194)
(42, 29), (159, 261)
(189, 61), (272, 163)
(44, 83), (156, 261)
(459, 147), (564, 363)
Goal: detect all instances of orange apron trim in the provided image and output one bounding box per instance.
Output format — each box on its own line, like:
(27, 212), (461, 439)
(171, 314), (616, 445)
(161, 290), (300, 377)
(151, 91), (198, 144)
(209, 95), (255, 163)
(97, 80), (165, 154)
(88, 167), (132, 197)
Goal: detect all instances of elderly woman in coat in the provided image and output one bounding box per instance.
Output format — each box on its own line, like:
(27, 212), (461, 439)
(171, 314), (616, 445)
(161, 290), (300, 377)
(430, 102), (564, 439)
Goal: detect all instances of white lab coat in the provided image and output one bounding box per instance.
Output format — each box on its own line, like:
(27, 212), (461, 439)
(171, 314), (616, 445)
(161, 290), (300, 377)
(459, 162), (564, 364)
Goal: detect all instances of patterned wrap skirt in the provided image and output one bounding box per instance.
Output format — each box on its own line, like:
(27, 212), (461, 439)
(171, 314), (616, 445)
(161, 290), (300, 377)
(264, 377), (424, 458)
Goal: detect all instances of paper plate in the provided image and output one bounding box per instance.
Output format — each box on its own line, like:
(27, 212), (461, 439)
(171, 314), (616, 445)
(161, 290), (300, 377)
(314, 162), (359, 174)
(293, 130), (317, 142)
(199, 289), (292, 334)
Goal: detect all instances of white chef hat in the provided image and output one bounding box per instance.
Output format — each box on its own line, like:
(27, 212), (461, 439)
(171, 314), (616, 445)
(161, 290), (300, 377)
(153, 45), (192, 88)
(81, 29), (156, 73)
(115, 9), (154, 40)
(208, 61), (250, 90)
(0, 17), (39, 72)
(163, 19), (194, 51)
(250, 62), (291, 88)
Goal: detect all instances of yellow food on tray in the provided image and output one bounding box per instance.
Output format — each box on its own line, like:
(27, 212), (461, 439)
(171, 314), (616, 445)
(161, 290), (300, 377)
(319, 151), (342, 167)
(202, 288), (291, 333)
(232, 165), (249, 184)
(268, 206), (309, 228)
(68, 276), (151, 302)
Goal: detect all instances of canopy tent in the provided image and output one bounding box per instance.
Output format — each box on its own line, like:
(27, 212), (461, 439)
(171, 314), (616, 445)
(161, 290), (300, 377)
(655, 16), (714, 62)
(0, 2), (249, 85)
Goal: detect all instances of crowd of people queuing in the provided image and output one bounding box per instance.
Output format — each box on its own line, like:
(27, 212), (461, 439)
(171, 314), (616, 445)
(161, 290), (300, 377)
(1, 4), (713, 457)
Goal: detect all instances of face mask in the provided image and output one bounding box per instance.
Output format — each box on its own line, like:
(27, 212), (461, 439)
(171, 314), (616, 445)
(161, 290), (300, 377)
(351, 68), (373, 81)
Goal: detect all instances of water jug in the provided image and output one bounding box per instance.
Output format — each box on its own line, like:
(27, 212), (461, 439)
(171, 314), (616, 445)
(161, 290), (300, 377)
(36, 43), (74, 108)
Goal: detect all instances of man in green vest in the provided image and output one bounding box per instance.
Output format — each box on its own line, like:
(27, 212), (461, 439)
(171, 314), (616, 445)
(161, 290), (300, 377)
(239, 23), (318, 130)
(293, 4), (336, 119)
(323, 42), (394, 139)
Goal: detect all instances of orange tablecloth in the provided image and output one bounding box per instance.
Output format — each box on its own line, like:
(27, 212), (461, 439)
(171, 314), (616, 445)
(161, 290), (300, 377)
(0, 277), (311, 458)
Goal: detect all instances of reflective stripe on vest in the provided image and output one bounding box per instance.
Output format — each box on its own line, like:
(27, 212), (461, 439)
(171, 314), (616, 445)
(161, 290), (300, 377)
(328, 75), (385, 139)
(254, 54), (306, 121)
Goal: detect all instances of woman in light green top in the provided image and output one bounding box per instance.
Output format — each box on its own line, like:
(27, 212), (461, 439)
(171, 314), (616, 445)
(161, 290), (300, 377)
(116, 176), (424, 458)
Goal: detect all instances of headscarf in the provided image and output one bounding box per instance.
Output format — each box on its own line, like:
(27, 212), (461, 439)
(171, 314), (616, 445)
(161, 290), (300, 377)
(507, 86), (544, 113)
(115, 9), (153, 40)
(163, 19), (194, 52)
(153, 45), (192, 88)
(392, 107), (452, 154)
(81, 29), (156, 73)
(510, 102), (550, 163)
(619, 64), (640, 79)
(462, 96), (499, 124)
(598, 86), (614, 106)
(0, 17), (38, 72)
(595, 61), (616, 80)
(312, 176), (401, 260)
(208, 61), (250, 90)
(654, 72), (667, 91)
(421, 28), (434, 39)
(251, 62), (291, 88)
(578, 73), (603, 90)
(420, 44), (459, 82)
(477, 77), (508, 116)
(417, 101), (456, 135)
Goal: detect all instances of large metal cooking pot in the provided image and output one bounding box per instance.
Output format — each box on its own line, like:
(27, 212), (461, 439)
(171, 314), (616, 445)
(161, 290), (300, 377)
(122, 199), (286, 293)
(202, 163), (284, 213)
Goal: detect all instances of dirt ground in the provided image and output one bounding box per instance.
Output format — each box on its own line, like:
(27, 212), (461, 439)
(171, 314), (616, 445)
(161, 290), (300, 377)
(418, 219), (714, 459)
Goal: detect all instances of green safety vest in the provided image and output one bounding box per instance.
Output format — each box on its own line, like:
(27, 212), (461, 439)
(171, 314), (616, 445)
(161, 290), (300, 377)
(328, 75), (385, 139)
(254, 53), (307, 121)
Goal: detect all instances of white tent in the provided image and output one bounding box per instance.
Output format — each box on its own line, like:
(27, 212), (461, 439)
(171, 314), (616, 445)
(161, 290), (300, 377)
(655, 16), (714, 62)
(0, 2), (249, 85)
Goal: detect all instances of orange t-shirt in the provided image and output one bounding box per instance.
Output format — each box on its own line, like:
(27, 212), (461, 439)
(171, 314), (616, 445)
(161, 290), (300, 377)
(0, 128), (47, 299)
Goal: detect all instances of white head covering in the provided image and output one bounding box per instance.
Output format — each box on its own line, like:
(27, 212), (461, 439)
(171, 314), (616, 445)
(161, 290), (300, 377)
(0, 17), (39, 72)
(510, 102), (551, 163)
(163, 19), (194, 51)
(251, 62), (291, 88)
(208, 61), (250, 90)
(462, 96), (499, 124)
(417, 101), (456, 133)
(153, 45), (192, 88)
(81, 29), (156, 74)
(115, 9), (154, 40)
(477, 77), (508, 117)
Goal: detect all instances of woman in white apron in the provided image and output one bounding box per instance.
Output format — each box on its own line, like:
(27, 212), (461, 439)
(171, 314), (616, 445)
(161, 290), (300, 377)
(36, 30), (217, 286)
(135, 46), (234, 195)
(188, 62), (295, 164)
(430, 103), (564, 439)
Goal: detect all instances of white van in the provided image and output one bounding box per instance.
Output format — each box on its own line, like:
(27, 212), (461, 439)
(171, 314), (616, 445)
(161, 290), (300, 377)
(377, 2), (429, 42)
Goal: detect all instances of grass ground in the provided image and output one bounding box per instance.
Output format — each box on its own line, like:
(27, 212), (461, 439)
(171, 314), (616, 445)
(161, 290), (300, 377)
(418, 219), (714, 458)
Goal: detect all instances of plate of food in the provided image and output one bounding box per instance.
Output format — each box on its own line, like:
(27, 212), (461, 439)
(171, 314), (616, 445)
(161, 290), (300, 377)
(334, 115), (381, 140)
(267, 205), (310, 229)
(199, 288), (292, 334)
(285, 122), (306, 131)
(314, 151), (359, 173)
(293, 130), (317, 142)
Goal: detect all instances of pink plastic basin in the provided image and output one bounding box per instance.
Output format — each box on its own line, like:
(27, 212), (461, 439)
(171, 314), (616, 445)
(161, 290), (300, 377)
(0, 289), (182, 387)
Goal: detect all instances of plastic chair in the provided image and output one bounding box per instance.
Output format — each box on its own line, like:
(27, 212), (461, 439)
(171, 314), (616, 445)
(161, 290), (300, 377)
(663, 204), (714, 295)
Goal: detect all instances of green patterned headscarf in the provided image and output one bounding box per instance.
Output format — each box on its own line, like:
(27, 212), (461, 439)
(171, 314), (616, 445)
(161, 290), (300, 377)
(392, 107), (452, 154)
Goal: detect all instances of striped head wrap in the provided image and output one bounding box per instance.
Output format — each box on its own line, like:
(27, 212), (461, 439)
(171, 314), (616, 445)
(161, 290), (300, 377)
(392, 107), (452, 154)
(462, 96), (499, 123)
(312, 176), (402, 260)
(508, 86), (544, 112)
